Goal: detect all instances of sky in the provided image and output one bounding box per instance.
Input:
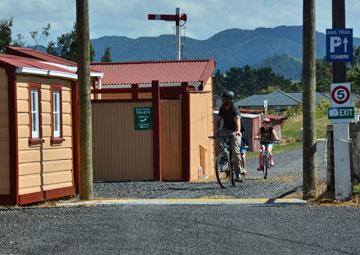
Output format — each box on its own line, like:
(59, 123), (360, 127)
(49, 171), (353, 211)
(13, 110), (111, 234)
(1, 0), (359, 45)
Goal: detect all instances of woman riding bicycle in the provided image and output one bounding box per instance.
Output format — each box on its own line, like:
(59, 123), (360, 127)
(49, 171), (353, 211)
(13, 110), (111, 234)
(255, 117), (280, 171)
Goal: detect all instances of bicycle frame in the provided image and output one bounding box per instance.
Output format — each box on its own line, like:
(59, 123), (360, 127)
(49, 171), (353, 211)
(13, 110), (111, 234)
(262, 148), (271, 167)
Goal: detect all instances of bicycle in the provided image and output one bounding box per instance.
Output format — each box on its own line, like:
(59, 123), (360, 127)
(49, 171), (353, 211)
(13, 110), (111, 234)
(258, 140), (280, 180)
(209, 135), (243, 188)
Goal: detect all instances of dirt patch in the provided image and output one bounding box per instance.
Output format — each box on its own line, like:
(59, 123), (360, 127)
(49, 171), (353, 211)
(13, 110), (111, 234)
(311, 195), (360, 208)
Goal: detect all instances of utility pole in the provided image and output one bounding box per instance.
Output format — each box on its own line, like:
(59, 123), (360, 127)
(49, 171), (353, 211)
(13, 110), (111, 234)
(76, 0), (93, 200)
(302, 0), (317, 200)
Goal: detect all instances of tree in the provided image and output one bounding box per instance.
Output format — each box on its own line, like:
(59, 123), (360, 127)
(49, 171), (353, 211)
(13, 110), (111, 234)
(213, 65), (292, 97)
(0, 18), (13, 52)
(348, 65), (360, 95)
(101, 47), (112, 62)
(351, 46), (360, 67)
(213, 70), (225, 95)
(46, 41), (57, 55)
(12, 33), (25, 47)
(316, 59), (332, 92)
(47, 23), (95, 62)
(30, 23), (51, 49)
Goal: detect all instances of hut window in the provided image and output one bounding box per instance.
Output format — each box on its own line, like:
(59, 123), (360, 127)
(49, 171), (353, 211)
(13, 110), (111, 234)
(50, 86), (64, 144)
(29, 83), (43, 145)
(53, 92), (61, 137)
(30, 89), (40, 138)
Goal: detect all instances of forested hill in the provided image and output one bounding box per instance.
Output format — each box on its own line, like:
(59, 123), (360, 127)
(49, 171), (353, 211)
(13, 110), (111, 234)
(91, 25), (360, 76)
(256, 54), (303, 80)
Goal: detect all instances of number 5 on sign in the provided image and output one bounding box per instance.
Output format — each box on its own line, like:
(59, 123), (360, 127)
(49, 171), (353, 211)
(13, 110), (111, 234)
(331, 83), (352, 107)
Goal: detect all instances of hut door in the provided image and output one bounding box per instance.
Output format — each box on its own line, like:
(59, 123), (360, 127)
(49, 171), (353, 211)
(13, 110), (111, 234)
(160, 100), (182, 180)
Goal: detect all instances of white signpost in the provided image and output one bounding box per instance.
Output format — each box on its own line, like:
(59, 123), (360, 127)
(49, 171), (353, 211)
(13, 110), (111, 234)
(328, 82), (354, 200)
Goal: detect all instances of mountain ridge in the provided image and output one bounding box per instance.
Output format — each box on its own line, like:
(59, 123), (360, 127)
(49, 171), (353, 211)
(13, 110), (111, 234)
(91, 26), (360, 75)
(30, 26), (360, 80)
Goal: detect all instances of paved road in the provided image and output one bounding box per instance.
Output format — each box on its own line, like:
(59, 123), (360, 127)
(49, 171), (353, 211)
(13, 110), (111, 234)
(94, 142), (327, 199)
(1, 204), (359, 255)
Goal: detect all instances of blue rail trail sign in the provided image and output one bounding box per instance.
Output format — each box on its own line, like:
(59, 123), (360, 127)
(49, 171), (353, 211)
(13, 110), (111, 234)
(326, 29), (353, 62)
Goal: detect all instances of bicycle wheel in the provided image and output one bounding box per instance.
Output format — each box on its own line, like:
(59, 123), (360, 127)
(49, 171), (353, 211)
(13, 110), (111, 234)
(263, 156), (269, 180)
(215, 152), (231, 188)
(231, 167), (236, 187)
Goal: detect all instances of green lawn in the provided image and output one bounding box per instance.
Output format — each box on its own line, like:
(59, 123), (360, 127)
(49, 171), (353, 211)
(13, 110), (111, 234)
(247, 141), (303, 159)
(282, 108), (329, 141)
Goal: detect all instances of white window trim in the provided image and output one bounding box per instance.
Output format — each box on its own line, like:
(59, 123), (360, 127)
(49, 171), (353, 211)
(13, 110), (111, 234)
(31, 89), (40, 139)
(53, 91), (61, 138)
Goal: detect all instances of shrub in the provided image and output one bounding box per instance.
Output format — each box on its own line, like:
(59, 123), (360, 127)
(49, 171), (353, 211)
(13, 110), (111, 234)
(317, 98), (330, 113)
(283, 104), (302, 118)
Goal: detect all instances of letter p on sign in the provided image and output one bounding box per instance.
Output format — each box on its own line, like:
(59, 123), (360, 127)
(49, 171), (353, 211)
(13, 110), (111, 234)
(330, 36), (342, 53)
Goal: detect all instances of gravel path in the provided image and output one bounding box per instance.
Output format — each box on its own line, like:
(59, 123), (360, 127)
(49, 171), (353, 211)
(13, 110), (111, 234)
(94, 142), (327, 199)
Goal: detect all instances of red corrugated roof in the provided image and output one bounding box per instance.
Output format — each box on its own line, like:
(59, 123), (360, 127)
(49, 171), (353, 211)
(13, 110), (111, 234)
(0, 53), (76, 73)
(6, 46), (76, 66)
(91, 59), (215, 85)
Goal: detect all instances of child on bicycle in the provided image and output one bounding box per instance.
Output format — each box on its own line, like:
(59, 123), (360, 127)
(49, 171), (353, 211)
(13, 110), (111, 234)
(240, 136), (249, 174)
(255, 118), (280, 171)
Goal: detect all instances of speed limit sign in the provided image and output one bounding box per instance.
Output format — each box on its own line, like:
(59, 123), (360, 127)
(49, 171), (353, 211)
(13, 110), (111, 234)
(331, 83), (351, 107)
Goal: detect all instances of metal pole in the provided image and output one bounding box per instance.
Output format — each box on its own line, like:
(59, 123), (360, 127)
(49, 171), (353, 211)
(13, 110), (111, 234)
(332, 0), (352, 200)
(175, 7), (181, 60)
(302, 0), (317, 200)
(76, 0), (93, 200)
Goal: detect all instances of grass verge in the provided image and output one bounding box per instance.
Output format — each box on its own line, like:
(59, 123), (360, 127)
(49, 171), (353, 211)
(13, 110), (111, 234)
(282, 109), (329, 141)
(354, 184), (360, 194)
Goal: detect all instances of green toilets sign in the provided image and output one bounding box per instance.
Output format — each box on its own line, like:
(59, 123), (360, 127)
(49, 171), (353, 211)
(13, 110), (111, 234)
(134, 107), (153, 130)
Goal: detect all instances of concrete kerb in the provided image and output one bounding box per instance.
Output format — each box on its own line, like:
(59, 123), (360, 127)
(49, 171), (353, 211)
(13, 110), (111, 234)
(56, 198), (307, 207)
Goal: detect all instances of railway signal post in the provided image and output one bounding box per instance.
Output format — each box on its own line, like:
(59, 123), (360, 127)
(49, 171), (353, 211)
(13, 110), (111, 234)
(148, 8), (187, 60)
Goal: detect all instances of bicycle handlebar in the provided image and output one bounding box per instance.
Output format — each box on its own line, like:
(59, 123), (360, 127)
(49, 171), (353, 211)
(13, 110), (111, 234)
(209, 135), (228, 139)
(208, 134), (233, 139)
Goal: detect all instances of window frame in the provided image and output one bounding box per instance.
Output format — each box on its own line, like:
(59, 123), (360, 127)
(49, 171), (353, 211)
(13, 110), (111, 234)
(50, 85), (64, 145)
(28, 83), (43, 146)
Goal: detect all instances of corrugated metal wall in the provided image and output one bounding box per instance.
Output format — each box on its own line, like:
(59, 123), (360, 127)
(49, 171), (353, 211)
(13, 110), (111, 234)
(160, 100), (181, 181)
(92, 101), (154, 181)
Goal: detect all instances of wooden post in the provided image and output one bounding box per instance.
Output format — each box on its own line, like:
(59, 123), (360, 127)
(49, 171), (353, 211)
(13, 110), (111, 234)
(181, 82), (190, 181)
(302, 0), (317, 199)
(152, 80), (161, 180)
(327, 125), (334, 196)
(132, 84), (139, 100)
(76, 0), (93, 200)
(72, 81), (80, 193)
(350, 123), (360, 185)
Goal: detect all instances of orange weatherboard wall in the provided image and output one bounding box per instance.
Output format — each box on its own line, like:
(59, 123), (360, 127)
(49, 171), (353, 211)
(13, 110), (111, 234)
(16, 75), (74, 197)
